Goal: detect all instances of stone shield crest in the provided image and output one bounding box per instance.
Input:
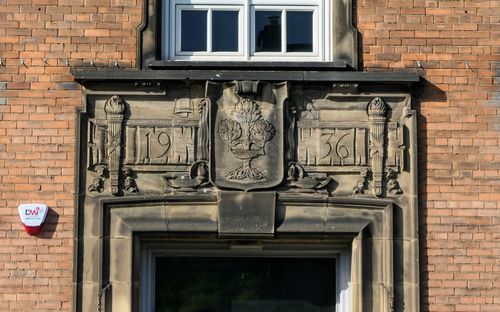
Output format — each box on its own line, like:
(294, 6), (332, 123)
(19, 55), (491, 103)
(207, 81), (287, 191)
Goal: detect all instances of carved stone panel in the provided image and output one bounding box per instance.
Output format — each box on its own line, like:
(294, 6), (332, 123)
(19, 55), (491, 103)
(77, 79), (419, 312)
(84, 88), (412, 198)
(320, 128), (367, 166)
(123, 123), (197, 165)
(207, 81), (288, 191)
(87, 122), (107, 168)
(297, 127), (368, 166)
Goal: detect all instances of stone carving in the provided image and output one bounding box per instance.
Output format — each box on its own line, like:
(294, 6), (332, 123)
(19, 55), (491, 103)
(285, 99), (297, 162)
(297, 127), (367, 166)
(163, 160), (210, 191)
(218, 97), (276, 180)
(85, 87), (409, 199)
(386, 168), (402, 195)
(123, 167), (138, 193)
(123, 123), (197, 166)
(382, 284), (395, 312)
(174, 98), (194, 118)
(198, 98), (210, 161)
(234, 80), (262, 95)
(367, 97), (388, 197)
(138, 127), (171, 164)
(88, 165), (107, 193)
(387, 122), (404, 168)
(104, 95), (126, 195)
(300, 99), (320, 120)
(353, 168), (370, 194)
(297, 127), (322, 165)
(286, 162), (331, 191)
(207, 81), (287, 191)
(320, 128), (367, 166)
(78, 83), (419, 312)
(88, 123), (106, 168)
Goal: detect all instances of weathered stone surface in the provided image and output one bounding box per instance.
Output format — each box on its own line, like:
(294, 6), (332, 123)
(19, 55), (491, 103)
(76, 81), (419, 312)
(207, 81), (287, 191)
(219, 191), (275, 236)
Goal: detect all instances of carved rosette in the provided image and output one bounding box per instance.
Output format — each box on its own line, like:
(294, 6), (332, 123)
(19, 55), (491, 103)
(104, 95), (126, 195)
(368, 97), (388, 197)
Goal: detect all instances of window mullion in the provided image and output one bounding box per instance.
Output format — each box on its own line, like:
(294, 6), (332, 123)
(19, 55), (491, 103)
(244, 0), (250, 60)
(171, 2), (177, 60)
(282, 9), (286, 53)
(207, 8), (212, 52)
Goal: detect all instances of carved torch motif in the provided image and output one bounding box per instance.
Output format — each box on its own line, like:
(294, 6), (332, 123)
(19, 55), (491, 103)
(368, 97), (387, 197)
(104, 95), (126, 195)
(218, 97), (276, 180)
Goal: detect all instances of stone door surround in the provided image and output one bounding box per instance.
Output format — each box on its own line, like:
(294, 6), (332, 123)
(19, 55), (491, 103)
(74, 77), (419, 312)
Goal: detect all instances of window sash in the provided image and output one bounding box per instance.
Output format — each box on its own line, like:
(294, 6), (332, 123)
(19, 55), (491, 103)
(250, 6), (319, 57)
(175, 6), (244, 56)
(164, 0), (329, 61)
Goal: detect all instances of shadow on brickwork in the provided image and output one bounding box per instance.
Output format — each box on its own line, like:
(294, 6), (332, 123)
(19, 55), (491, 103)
(412, 78), (447, 311)
(352, 0), (363, 69)
(33, 208), (59, 239)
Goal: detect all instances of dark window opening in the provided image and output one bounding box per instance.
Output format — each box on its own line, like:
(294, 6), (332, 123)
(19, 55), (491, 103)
(181, 10), (207, 51)
(255, 11), (282, 52)
(155, 256), (336, 312)
(286, 12), (313, 52)
(212, 11), (239, 52)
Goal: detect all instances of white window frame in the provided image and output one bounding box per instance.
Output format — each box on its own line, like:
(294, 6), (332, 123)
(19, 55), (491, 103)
(174, 5), (245, 58)
(250, 6), (319, 60)
(162, 0), (331, 62)
(140, 243), (351, 312)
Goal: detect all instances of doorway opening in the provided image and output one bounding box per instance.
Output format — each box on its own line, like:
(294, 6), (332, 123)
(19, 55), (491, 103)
(139, 241), (351, 312)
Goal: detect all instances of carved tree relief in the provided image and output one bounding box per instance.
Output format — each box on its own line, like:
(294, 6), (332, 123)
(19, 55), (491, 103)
(207, 81), (287, 191)
(218, 97), (276, 180)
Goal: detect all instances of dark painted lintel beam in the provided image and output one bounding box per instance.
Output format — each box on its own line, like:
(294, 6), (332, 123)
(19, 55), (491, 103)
(71, 69), (421, 84)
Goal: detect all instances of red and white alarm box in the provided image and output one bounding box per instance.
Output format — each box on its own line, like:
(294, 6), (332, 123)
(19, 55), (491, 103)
(17, 204), (48, 235)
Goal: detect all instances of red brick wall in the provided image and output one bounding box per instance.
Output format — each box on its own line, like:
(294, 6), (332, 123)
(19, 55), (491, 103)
(357, 0), (500, 311)
(0, 0), (139, 310)
(0, 0), (499, 311)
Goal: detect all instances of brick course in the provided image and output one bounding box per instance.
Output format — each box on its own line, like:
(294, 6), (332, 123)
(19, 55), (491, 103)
(1, 0), (499, 311)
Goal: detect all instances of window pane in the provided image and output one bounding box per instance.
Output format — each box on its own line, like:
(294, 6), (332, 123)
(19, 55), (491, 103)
(155, 257), (336, 312)
(212, 11), (239, 52)
(255, 11), (281, 52)
(181, 10), (207, 51)
(287, 11), (313, 52)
